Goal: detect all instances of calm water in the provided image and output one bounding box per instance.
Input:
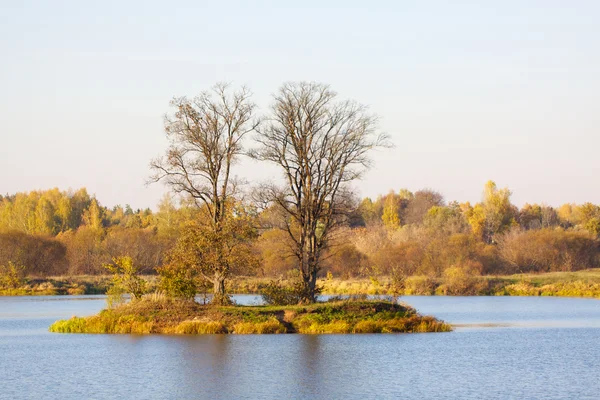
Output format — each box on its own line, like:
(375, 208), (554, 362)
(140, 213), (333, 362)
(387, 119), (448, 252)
(1, 295), (599, 400)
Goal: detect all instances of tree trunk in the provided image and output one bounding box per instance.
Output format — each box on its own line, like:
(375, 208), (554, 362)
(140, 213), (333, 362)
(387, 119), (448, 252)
(211, 274), (231, 305)
(299, 256), (320, 304)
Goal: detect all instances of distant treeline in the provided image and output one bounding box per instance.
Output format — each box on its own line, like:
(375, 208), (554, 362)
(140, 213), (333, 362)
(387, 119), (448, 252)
(0, 182), (599, 280)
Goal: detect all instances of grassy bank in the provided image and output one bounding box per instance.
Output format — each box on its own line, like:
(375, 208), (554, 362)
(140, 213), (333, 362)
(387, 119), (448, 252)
(0, 275), (158, 296)
(229, 269), (600, 298)
(0, 275), (114, 296)
(49, 297), (451, 334)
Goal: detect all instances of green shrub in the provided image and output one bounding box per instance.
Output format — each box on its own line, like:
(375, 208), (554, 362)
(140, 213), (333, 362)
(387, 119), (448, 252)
(157, 263), (199, 300)
(49, 317), (88, 333)
(260, 279), (311, 305)
(104, 256), (148, 307)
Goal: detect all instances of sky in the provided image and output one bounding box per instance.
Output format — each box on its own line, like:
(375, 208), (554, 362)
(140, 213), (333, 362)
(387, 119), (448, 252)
(1, 0), (599, 210)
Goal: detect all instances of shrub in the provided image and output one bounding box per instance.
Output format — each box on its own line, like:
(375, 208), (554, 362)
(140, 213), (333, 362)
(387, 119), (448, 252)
(156, 262), (200, 300)
(260, 278), (321, 305)
(404, 275), (436, 295)
(0, 262), (25, 289)
(497, 228), (599, 273)
(49, 317), (88, 333)
(104, 256), (147, 306)
(438, 264), (489, 295)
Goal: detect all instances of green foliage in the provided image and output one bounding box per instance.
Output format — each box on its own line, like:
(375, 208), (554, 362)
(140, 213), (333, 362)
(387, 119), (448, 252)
(423, 202), (469, 235)
(106, 284), (127, 309)
(260, 279), (302, 305)
(157, 262), (200, 300)
(49, 317), (89, 333)
(357, 197), (378, 225)
(104, 256), (147, 307)
(584, 218), (600, 238)
(260, 278), (321, 305)
(49, 314), (155, 334)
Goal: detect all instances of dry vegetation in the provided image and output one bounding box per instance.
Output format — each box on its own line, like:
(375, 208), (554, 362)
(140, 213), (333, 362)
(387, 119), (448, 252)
(227, 269), (600, 298)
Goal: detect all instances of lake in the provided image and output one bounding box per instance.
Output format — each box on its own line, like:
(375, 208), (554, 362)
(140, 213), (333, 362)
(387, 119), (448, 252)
(1, 295), (599, 399)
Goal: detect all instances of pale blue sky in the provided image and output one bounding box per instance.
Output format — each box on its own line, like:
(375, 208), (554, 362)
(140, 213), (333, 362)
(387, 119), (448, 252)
(1, 0), (599, 209)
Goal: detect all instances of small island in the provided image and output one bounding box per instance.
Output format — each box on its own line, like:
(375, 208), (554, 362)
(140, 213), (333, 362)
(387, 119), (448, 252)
(49, 297), (451, 335)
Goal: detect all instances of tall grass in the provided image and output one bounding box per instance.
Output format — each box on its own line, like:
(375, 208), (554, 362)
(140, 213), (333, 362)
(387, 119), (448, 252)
(232, 319), (287, 334)
(174, 321), (227, 334)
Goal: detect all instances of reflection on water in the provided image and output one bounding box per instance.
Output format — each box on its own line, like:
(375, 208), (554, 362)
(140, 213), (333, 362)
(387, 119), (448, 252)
(1, 295), (599, 399)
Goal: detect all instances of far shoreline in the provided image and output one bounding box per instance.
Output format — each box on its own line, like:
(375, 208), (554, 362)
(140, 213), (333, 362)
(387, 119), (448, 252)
(3, 269), (600, 298)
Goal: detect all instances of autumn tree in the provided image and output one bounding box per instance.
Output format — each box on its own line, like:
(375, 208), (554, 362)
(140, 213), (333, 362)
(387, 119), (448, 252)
(404, 189), (444, 225)
(381, 191), (401, 230)
(466, 181), (517, 243)
(57, 227), (108, 274)
(103, 227), (167, 273)
(164, 209), (259, 303)
(0, 231), (68, 276)
(423, 202), (469, 236)
(256, 228), (297, 276)
(0, 188), (93, 234)
(356, 197), (378, 226)
(575, 203), (600, 237)
(252, 82), (390, 303)
(497, 228), (599, 273)
(104, 256), (148, 307)
(519, 203), (542, 230)
(149, 83), (258, 304)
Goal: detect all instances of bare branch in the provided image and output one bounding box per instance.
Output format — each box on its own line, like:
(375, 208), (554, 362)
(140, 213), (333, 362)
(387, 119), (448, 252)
(149, 83), (258, 228)
(250, 81), (391, 302)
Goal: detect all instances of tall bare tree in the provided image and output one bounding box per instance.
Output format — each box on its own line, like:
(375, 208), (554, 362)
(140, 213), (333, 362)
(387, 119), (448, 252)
(149, 83), (258, 303)
(252, 82), (390, 302)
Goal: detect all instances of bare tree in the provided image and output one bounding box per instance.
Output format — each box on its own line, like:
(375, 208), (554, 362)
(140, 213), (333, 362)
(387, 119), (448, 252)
(404, 189), (445, 225)
(149, 83), (258, 303)
(251, 82), (390, 302)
